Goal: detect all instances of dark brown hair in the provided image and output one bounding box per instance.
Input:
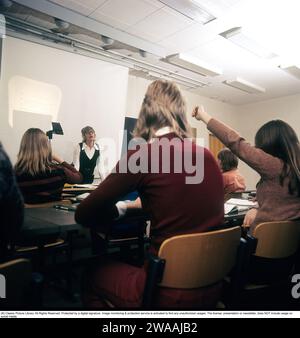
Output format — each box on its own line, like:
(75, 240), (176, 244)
(255, 120), (300, 196)
(217, 148), (238, 172)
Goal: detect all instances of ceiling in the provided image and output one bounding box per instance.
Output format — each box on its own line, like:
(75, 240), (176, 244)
(1, 0), (300, 105)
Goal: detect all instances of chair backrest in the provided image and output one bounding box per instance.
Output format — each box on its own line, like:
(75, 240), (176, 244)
(157, 226), (241, 289)
(0, 258), (31, 307)
(252, 221), (300, 259)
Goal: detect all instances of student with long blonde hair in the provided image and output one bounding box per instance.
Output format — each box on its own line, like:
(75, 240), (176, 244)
(15, 128), (82, 204)
(76, 80), (224, 308)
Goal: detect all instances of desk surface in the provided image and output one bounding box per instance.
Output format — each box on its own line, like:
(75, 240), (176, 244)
(22, 206), (246, 240)
(23, 207), (80, 239)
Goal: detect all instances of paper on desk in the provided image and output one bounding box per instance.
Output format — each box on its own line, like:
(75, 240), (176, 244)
(73, 184), (96, 189)
(224, 204), (237, 215)
(226, 198), (257, 207)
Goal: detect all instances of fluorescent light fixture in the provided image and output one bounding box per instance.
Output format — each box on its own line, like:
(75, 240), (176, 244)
(220, 27), (277, 59)
(159, 0), (216, 24)
(147, 71), (205, 89)
(163, 53), (222, 77)
(279, 65), (300, 80)
(223, 77), (266, 94)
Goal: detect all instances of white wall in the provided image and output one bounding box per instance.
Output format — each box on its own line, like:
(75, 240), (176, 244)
(126, 75), (238, 148)
(0, 36), (129, 171)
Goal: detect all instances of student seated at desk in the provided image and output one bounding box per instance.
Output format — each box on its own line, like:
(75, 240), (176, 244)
(192, 106), (300, 233)
(75, 80), (224, 308)
(15, 128), (82, 204)
(0, 143), (24, 262)
(217, 148), (246, 195)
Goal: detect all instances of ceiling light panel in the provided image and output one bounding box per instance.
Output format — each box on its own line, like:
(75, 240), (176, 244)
(159, 0), (216, 24)
(223, 77), (265, 94)
(220, 27), (277, 59)
(279, 65), (300, 80)
(163, 53), (222, 77)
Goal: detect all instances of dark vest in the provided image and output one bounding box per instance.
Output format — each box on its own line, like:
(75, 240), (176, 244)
(79, 142), (100, 184)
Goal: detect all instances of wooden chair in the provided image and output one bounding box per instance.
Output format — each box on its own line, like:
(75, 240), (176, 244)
(16, 200), (73, 261)
(142, 226), (241, 308)
(253, 221), (300, 259)
(238, 221), (300, 308)
(0, 258), (43, 308)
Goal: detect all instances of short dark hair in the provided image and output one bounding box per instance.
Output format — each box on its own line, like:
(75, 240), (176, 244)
(217, 148), (238, 172)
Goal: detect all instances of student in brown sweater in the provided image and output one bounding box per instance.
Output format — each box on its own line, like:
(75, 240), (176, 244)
(217, 148), (246, 195)
(192, 106), (300, 233)
(15, 128), (82, 204)
(76, 80), (224, 308)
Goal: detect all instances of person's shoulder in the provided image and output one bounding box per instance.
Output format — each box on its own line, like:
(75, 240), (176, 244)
(0, 144), (10, 165)
(48, 163), (66, 175)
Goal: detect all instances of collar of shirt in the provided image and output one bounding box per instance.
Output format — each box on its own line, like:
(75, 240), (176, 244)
(148, 127), (174, 144)
(81, 142), (99, 151)
(155, 126), (173, 136)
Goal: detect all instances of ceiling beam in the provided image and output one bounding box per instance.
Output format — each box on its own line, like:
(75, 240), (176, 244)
(12, 0), (167, 57)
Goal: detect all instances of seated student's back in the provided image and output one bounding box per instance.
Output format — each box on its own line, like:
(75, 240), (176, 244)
(75, 80), (225, 308)
(15, 128), (82, 204)
(217, 148), (246, 195)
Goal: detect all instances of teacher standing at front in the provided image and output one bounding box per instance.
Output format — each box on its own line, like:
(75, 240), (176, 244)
(73, 126), (101, 184)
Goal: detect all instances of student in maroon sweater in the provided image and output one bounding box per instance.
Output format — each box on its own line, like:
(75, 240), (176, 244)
(15, 128), (82, 204)
(75, 80), (224, 308)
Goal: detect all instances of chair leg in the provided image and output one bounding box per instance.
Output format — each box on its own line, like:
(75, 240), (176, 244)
(142, 255), (165, 309)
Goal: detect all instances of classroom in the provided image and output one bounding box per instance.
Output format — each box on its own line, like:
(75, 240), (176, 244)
(0, 0), (300, 316)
